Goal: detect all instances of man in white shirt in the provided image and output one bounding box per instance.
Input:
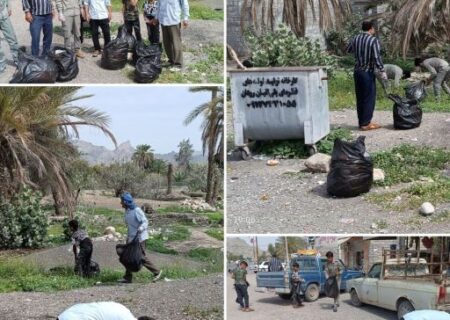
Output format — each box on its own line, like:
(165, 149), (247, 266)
(154, 0), (189, 72)
(83, 0), (112, 57)
(57, 301), (154, 320)
(118, 192), (162, 283)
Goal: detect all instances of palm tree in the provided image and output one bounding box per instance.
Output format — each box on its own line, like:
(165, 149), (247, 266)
(184, 87), (224, 206)
(0, 87), (116, 216)
(175, 138), (194, 171)
(132, 144), (154, 170)
(371, 0), (450, 58)
(241, 0), (351, 37)
(150, 158), (168, 175)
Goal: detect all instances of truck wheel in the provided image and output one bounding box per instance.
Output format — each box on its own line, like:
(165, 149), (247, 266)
(305, 283), (320, 302)
(278, 293), (292, 300)
(350, 289), (362, 307)
(397, 299), (414, 319)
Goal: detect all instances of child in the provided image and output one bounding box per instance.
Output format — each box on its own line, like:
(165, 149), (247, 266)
(143, 0), (159, 45)
(325, 251), (342, 312)
(232, 260), (254, 312)
(291, 262), (305, 308)
(122, 0), (142, 41)
(68, 219), (93, 277)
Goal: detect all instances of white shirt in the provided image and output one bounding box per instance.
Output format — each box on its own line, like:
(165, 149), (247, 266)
(84, 0), (110, 20)
(124, 207), (149, 243)
(58, 302), (137, 320)
(156, 0), (189, 26)
(403, 310), (450, 320)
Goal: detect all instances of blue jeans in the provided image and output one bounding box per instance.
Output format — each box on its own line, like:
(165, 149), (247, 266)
(354, 70), (376, 127)
(30, 14), (53, 56)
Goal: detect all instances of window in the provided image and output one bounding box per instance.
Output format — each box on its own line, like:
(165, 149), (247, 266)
(368, 264), (381, 279)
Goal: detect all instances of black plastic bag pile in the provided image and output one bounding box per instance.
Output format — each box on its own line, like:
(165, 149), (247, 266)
(10, 51), (59, 83)
(116, 235), (143, 272)
(133, 42), (162, 83)
(405, 80), (426, 101)
(324, 276), (339, 298)
(388, 94), (423, 130)
(117, 25), (136, 53)
(327, 136), (373, 198)
(101, 38), (129, 70)
(49, 46), (79, 82)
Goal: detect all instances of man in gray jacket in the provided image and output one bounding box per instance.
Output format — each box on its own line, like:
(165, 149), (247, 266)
(55, 0), (85, 57)
(118, 192), (162, 284)
(0, 0), (19, 71)
(415, 57), (450, 98)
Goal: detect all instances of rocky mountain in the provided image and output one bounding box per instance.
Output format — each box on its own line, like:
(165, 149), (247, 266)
(227, 237), (255, 259)
(72, 140), (206, 165)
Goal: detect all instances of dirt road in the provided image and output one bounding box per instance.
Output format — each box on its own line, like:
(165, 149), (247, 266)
(227, 110), (450, 234)
(0, 0), (223, 83)
(226, 273), (397, 320)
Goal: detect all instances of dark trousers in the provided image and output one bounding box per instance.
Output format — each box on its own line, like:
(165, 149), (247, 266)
(145, 18), (159, 44)
(354, 69), (376, 127)
(125, 18), (142, 41)
(235, 284), (249, 308)
(30, 14), (52, 56)
(161, 24), (182, 66)
(292, 283), (303, 306)
(75, 238), (93, 277)
(90, 18), (111, 50)
(124, 240), (159, 281)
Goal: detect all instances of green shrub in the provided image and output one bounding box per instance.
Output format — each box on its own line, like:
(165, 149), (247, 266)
(0, 188), (48, 249)
(325, 14), (362, 56)
(245, 24), (338, 76)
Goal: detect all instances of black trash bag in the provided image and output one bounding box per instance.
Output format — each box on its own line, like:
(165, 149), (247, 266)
(132, 41), (161, 65)
(117, 25), (136, 52)
(49, 46), (79, 82)
(134, 55), (162, 83)
(324, 276), (339, 298)
(101, 38), (129, 70)
(327, 136), (373, 198)
(116, 235), (143, 272)
(90, 260), (100, 276)
(388, 94), (423, 130)
(10, 51), (58, 83)
(405, 81), (426, 101)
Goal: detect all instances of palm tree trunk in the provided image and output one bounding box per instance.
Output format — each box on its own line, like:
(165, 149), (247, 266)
(51, 188), (65, 216)
(205, 152), (215, 204)
(167, 163), (173, 195)
(211, 166), (220, 206)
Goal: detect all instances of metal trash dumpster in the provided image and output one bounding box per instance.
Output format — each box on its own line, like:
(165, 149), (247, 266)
(229, 66), (330, 158)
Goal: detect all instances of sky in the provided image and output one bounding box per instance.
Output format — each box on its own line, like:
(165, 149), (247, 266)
(72, 86), (212, 153)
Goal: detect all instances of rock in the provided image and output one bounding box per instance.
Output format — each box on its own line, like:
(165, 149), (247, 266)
(106, 234), (114, 241)
(141, 203), (155, 214)
(318, 180), (325, 185)
(266, 159), (279, 166)
(340, 218), (355, 224)
(373, 168), (385, 182)
(305, 153), (331, 173)
(371, 223), (378, 229)
(419, 202), (435, 216)
(104, 226), (116, 235)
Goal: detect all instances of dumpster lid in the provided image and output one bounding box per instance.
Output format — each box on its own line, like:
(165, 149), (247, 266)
(228, 66), (328, 73)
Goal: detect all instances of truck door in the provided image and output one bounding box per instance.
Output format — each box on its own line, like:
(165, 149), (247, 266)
(362, 263), (381, 304)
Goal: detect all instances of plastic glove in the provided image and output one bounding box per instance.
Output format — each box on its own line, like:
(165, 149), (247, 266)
(59, 13), (65, 22)
(380, 72), (388, 80)
(137, 226), (144, 233)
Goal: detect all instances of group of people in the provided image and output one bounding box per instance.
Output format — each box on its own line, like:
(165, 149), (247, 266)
(0, 0), (189, 73)
(346, 20), (450, 131)
(231, 251), (342, 313)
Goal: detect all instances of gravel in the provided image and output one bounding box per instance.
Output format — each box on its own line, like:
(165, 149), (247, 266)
(0, 0), (223, 83)
(0, 273), (223, 320)
(227, 110), (450, 234)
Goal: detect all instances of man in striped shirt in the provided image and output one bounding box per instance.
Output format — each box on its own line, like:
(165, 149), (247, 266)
(347, 21), (387, 131)
(268, 254), (283, 272)
(23, 0), (56, 56)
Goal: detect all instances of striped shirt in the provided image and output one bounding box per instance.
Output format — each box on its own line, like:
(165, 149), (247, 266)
(268, 257), (283, 272)
(347, 32), (385, 73)
(23, 0), (53, 15)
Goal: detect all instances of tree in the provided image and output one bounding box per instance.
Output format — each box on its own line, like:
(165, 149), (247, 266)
(273, 237), (308, 260)
(100, 162), (146, 197)
(373, 0), (450, 58)
(0, 87), (116, 216)
(166, 163), (173, 195)
(184, 87), (224, 206)
(149, 158), (168, 175)
(132, 144), (154, 170)
(175, 138), (194, 171)
(241, 0), (351, 38)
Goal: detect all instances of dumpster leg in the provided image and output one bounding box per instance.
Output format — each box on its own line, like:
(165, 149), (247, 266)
(307, 144), (318, 156)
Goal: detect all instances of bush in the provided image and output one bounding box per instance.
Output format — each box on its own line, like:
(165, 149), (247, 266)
(186, 164), (208, 192)
(325, 14), (362, 56)
(245, 24), (338, 76)
(0, 188), (48, 249)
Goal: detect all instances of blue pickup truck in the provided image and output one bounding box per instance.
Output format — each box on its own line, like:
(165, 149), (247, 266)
(256, 255), (364, 302)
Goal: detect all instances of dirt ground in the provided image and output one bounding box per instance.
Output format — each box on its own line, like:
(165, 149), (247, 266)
(227, 109), (450, 234)
(0, 0), (223, 83)
(0, 273), (223, 320)
(226, 273), (397, 320)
